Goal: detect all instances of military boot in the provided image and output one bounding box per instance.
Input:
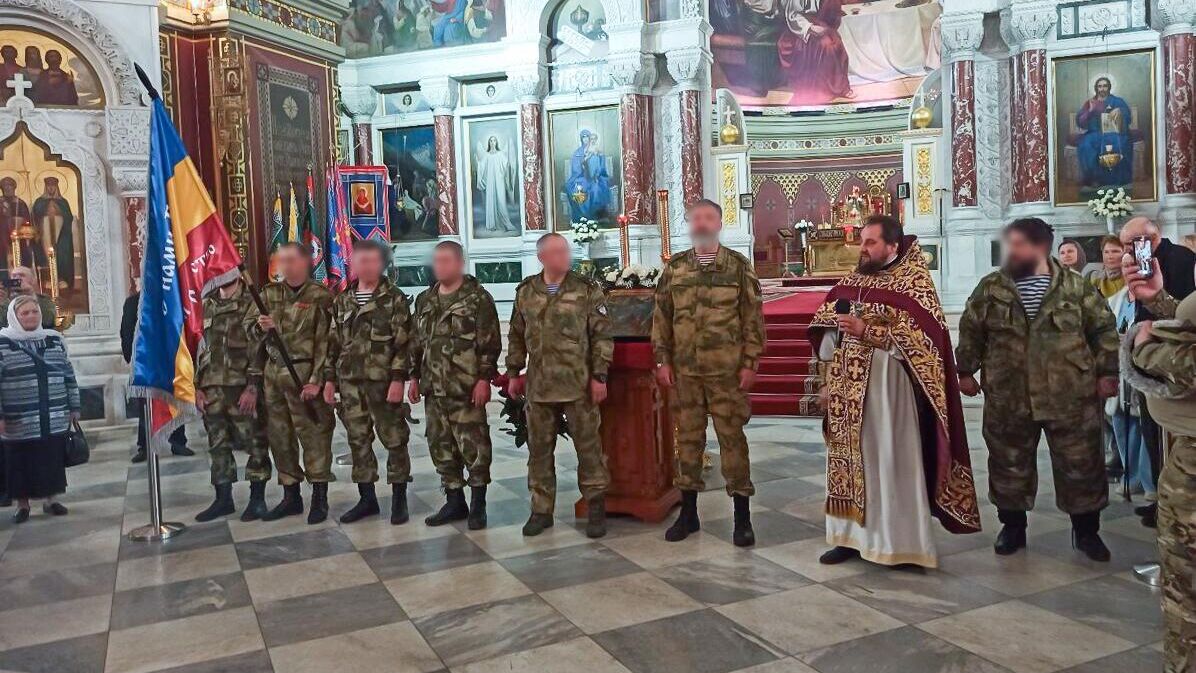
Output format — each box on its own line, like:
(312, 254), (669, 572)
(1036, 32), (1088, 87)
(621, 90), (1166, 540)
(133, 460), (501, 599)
(391, 483), (409, 525)
(261, 483), (303, 521)
(241, 481), (268, 522)
(195, 483), (235, 522)
(425, 488), (468, 526)
(994, 509), (1027, 556)
(665, 490), (700, 542)
(468, 486), (488, 530)
(1071, 512), (1110, 562)
(522, 513), (554, 537)
(307, 482), (329, 525)
(585, 496), (606, 539)
(732, 494), (755, 547)
(340, 483), (380, 524)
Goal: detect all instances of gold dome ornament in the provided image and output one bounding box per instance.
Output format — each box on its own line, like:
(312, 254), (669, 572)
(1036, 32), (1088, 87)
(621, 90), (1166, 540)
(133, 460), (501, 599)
(719, 103), (741, 145)
(910, 90), (933, 129)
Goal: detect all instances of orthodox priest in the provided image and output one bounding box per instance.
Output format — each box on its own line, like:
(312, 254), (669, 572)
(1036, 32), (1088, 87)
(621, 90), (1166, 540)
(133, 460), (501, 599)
(809, 216), (981, 568)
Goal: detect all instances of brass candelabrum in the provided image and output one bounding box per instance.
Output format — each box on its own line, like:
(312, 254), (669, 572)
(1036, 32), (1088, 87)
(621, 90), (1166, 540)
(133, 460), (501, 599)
(656, 189), (671, 263)
(8, 225), (75, 331)
(617, 214), (630, 267)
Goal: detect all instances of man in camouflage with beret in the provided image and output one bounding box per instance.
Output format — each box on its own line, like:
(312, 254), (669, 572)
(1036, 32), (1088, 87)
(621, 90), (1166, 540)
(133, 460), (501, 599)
(956, 218), (1119, 562)
(194, 277), (271, 523)
(653, 198), (765, 547)
(507, 233), (613, 539)
(324, 239), (414, 525)
(244, 242), (336, 525)
(409, 241), (501, 529)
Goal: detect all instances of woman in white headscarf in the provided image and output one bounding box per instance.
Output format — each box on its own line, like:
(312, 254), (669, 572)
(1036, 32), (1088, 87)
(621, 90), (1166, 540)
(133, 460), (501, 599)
(0, 294), (79, 523)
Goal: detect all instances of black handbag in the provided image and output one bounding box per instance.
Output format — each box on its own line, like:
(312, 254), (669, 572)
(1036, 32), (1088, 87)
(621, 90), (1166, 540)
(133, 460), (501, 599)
(64, 420), (89, 468)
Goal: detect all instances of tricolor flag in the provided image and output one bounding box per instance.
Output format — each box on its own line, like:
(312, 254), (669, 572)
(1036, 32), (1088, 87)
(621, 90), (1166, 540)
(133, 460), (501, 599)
(325, 166), (354, 291)
(304, 171), (327, 282)
(130, 95), (242, 450)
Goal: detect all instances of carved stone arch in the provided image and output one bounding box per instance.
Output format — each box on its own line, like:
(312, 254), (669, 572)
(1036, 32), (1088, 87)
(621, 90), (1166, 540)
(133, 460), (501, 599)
(508, 0), (645, 40)
(0, 0), (143, 107)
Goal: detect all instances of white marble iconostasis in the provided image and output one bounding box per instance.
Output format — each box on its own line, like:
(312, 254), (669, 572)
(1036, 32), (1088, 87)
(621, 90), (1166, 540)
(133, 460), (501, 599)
(337, 0), (742, 308)
(0, 0), (160, 434)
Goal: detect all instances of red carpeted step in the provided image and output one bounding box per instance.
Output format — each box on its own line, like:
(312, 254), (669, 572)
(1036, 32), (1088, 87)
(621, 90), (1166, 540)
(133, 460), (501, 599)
(751, 374), (816, 395)
(749, 393), (822, 417)
(757, 356), (814, 376)
(764, 340), (812, 358)
(766, 324), (809, 340)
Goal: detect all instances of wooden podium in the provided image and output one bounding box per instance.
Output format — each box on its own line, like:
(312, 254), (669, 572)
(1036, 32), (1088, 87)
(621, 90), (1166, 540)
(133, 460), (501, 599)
(574, 338), (680, 523)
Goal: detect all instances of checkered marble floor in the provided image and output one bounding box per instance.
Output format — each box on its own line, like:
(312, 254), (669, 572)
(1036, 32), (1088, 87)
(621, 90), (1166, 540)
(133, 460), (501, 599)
(0, 406), (1165, 673)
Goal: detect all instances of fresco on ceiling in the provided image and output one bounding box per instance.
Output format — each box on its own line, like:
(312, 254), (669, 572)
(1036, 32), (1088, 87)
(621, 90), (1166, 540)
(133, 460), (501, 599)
(341, 0), (506, 58)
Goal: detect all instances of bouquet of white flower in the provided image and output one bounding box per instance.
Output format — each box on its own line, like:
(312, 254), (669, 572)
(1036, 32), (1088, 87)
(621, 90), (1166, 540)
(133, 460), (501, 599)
(1087, 188), (1132, 219)
(570, 218), (603, 244)
(600, 263), (661, 290)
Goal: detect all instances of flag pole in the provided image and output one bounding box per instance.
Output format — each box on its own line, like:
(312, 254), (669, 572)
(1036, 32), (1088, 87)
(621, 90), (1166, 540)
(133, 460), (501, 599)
(128, 63), (186, 543)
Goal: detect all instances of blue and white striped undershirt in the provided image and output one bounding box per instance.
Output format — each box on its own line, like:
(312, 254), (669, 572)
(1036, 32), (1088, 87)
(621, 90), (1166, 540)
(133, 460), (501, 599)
(1015, 275), (1050, 320)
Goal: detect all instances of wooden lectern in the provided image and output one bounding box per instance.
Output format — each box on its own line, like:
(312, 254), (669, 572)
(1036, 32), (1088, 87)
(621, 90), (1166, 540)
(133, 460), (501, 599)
(575, 289), (680, 523)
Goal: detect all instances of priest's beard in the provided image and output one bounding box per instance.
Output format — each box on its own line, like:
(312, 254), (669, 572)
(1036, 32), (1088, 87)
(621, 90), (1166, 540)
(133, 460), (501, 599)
(856, 253), (885, 275)
(1003, 256), (1040, 280)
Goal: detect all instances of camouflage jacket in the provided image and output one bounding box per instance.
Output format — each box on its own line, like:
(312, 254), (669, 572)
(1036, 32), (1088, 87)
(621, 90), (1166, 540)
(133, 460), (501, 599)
(0, 293), (56, 329)
(326, 280), (412, 384)
(244, 280), (333, 387)
(955, 259), (1118, 420)
(197, 287), (258, 389)
(652, 246), (765, 377)
(1131, 291), (1196, 433)
(506, 271), (613, 403)
(411, 276), (501, 398)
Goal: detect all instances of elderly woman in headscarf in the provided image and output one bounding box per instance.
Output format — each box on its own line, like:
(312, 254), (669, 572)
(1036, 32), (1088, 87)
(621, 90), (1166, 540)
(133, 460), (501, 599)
(0, 294), (79, 523)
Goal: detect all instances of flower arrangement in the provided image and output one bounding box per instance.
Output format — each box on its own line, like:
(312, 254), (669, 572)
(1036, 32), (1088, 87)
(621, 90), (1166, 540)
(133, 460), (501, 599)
(1087, 188), (1132, 219)
(570, 218), (603, 244)
(601, 263), (661, 290)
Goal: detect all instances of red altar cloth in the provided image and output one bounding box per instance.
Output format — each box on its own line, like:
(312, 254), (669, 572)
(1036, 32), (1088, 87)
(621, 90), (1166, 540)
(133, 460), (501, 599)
(575, 339), (680, 523)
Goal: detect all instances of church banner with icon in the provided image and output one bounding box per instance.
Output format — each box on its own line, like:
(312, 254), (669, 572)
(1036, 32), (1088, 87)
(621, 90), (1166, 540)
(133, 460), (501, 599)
(339, 165), (391, 242)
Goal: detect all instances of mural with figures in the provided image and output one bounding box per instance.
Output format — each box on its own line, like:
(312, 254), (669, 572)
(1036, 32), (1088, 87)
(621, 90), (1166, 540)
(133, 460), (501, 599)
(341, 0), (506, 58)
(381, 125), (439, 242)
(709, 0), (942, 108)
(0, 27), (104, 108)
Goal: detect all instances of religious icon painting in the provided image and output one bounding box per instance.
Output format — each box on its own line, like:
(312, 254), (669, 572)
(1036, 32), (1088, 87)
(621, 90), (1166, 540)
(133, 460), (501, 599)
(0, 124), (88, 314)
(341, 0), (507, 59)
(1051, 49), (1157, 205)
(547, 106), (622, 231)
(464, 116), (522, 240)
(339, 166), (390, 242)
(461, 80), (514, 106)
(0, 27), (104, 109)
(379, 125), (439, 242)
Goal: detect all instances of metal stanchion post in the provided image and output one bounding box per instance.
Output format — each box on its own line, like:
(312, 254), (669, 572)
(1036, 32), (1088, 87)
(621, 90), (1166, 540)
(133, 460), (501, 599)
(128, 401), (186, 542)
(1133, 425), (1167, 587)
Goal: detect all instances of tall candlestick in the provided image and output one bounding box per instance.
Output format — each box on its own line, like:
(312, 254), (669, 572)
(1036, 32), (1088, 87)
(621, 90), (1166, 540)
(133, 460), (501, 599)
(617, 214), (630, 267)
(47, 245), (58, 300)
(656, 189), (671, 263)
(8, 230), (17, 270)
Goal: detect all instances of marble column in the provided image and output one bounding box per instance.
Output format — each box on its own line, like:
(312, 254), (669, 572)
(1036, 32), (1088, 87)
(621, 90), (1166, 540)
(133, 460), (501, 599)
(512, 69), (548, 231)
(611, 54), (658, 224)
(1006, 2), (1055, 206)
(340, 85), (378, 165)
(941, 13), (984, 209)
(666, 48), (710, 209)
(1159, 1), (1196, 195)
(420, 78), (460, 235)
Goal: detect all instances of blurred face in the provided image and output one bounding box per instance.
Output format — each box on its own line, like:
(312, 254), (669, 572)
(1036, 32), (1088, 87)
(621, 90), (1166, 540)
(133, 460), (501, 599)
(1101, 241), (1124, 269)
(276, 246), (310, 285)
(537, 235), (572, 276)
(353, 246), (385, 282)
(1002, 230), (1047, 279)
(11, 267), (35, 293)
(856, 223), (898, 275)
(687, 203), (723, 249)
(15, 301), (40, 331)
(1058, 243), (1080, 268)
(432, 246), (465, 284)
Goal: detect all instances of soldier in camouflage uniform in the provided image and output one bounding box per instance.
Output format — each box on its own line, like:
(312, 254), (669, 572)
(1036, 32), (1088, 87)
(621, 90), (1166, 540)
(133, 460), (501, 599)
(653, 199), (765, 548)
(1121, 254), (1195, 673)
(324, 239), (413, 525)
(506, 233), (613, 538)
(409, 241), (501, 529)
(194, 278), (271, 523)
(956, 218), (1119, 562)
(244, 243), (336, 525)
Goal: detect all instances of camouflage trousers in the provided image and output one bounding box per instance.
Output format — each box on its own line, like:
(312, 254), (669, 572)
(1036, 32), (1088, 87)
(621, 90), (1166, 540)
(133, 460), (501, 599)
(200, 385), (271, 486)
(672, 374), (755, 497)
(425, 395), (491, 491)
(982, 400), (1108, 514)
(526, 398), (608, 515)
(264, 368), (335, 486)
(1158, 434), (1196, 673)
(336, 380), (412, 484)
